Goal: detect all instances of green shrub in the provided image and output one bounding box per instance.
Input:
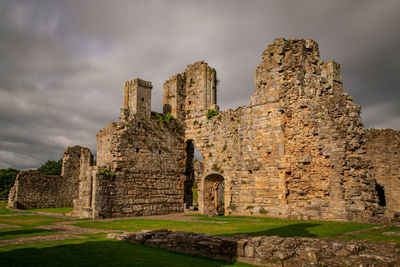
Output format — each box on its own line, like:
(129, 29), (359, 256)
(99, 168), (114, 177)
(212, 163), (219, 172)
(156, 113), (175, 125)
(206, 109), (218, 119)
(260, 207), (268, 214)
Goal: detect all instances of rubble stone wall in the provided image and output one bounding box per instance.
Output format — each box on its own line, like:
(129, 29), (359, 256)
(8, 146), (86, 209)
(366, 129), (400, 217)
(259, 39), (379, 221)
(161, 39), (385, 222)
(110, 230), (400, 267)
(71, 147), (95, 218)
(72, 78), (186, 218)
(8, 171), (72, 209)
(91, 114), (186, 218)
(70, 38), (398, 222)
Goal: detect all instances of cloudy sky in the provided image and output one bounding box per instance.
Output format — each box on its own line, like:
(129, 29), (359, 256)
(0, 0), (399, 170)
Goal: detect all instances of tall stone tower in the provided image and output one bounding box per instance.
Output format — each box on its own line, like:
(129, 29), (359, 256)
(163, 61), (217, 121)
(121, 78), (153, 119)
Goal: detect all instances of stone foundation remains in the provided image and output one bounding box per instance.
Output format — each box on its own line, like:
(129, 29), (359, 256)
(8, 38), (400, 223)
(109, 230), (400, 266)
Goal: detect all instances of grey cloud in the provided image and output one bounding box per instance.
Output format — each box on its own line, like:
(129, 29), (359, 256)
(0, 0), (399, 169)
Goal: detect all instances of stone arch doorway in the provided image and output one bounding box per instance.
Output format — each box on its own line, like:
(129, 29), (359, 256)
(203, 174), (225, 216)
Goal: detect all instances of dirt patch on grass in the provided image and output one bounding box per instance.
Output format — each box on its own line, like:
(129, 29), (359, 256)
(0, 223), (19, 229)
(0, 234), (84, 246)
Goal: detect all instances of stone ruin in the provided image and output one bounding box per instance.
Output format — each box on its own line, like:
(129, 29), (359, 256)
(8, 38), (400, 223)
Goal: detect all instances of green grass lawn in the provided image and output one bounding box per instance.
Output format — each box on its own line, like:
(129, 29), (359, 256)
(0, 227), (58, 241)
(0, 201), (7, 208)
(0, 214), (70, 242)
(28, 207), (73, 214)
(0, 210), (398, 267)
(340, 226), (400, 243)
(0, 233), (254, 267)
(0, 209), (23, 215)
(74, 215), (376, 239)
(0, 215), (69, 227)
(0, 201), (26, 215)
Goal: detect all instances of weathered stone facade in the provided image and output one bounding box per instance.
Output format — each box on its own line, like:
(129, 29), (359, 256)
(9, 38), (400, 222)
(72, 78), (186, 218)
(109, 230), (400, 266)
(7, 146), (85, 209)
(70, 38), (400, 221)
(161, 38), (394, 222)
(365, 129), (400, 219)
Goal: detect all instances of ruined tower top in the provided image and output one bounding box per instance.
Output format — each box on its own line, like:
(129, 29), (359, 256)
(163, 61), (218, 121)
(121, 78), (152, 120)
(251, 38), (343, 106)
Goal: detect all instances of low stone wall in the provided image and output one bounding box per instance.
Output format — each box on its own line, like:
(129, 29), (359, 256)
(8, 170), (74, 209)
(108, 230), (400, 266)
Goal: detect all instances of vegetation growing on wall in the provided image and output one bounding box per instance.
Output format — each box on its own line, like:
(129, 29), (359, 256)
(206, 109), (218, 119)
(156, 113), (175, 125)
(99, 168), (115, 177)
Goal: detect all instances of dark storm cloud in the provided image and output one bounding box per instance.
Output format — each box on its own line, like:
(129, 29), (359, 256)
(0, 0), (399, 169)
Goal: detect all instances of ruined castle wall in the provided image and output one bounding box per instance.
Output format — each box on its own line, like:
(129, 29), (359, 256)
(8, 146), (85, 209)
(61, 145), (83, 201)
(184, 103), (285, 217)
(70, 38), (395, 222)
(8, 171), (71, 209)
(71, 147), (95, 218)
(163, 39), (383, 222)
(252, 39), (380, 221)
(161, 60), (286, 216)
(366, 129), (400, 217)
(91, 115), (186, 218)
(96, 122), (117, 167)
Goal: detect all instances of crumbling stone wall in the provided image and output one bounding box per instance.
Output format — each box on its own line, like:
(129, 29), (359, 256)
(71, 147), (95, 218)
(8, 171), (68, 209)
(366, 129), (400, 218)
(93, 115), (186, 218)
(163, 38), (389, 222)
(8, 145), (85, 209)
(69, 38), (398, 222)
(110, 230), (400, 266)
(73, 78), (186, 218)
(257, 39), (380, 221)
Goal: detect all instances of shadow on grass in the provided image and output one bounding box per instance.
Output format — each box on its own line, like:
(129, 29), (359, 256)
(224, 223), (321, 238)
(0, 240), (247, 267)
(0, 228), (52, 238)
